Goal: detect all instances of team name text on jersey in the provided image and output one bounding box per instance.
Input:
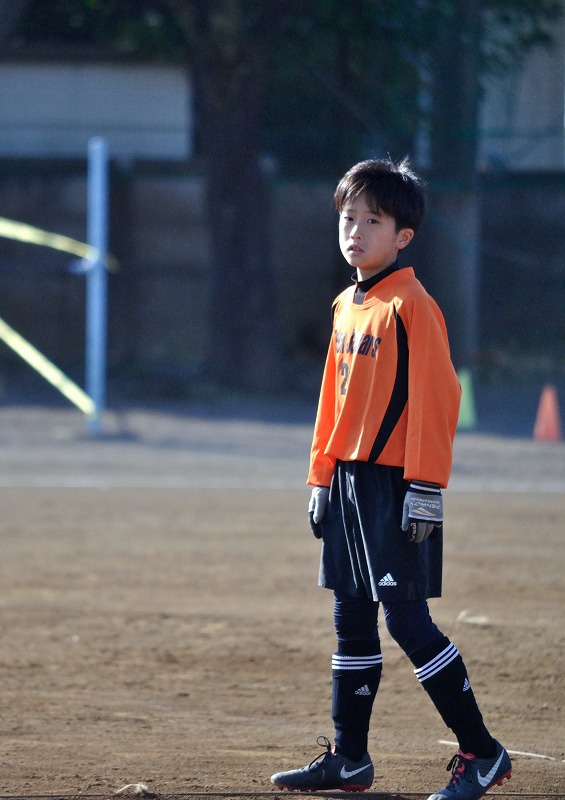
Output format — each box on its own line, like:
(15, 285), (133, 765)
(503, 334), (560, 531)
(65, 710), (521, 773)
(335, 329), (382, 358)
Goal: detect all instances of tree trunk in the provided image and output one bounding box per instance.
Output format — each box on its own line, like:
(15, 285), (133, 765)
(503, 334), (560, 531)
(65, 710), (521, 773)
(164, 0), (285, 392)
(198, 61), (280, 390)
(426, 1), (481, 371)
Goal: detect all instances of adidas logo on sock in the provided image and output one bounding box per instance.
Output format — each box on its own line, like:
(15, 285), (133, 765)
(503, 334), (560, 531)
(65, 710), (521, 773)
(355, 684), (372, 696)
(378, 572), (397, 586)
(463, 678), (471, 692)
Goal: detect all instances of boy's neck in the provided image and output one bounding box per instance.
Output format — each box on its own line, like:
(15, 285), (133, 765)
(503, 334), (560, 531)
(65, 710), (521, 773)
(356, 258), (398, 282)
(353, 261), (400, 304)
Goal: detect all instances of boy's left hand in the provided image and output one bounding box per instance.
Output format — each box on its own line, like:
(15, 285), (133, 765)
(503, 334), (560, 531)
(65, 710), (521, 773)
(402, 481), (443, 543)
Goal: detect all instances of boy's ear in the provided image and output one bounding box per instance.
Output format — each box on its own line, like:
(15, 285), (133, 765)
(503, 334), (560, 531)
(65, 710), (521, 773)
(398, 228), (414, 249)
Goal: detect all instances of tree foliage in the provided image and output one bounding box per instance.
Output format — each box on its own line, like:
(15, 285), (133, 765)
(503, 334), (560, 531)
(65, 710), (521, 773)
(4, 0), (563, 386)
(12, 0), (563, 171)
(14, 0), (185, 58)
(481, 0), (563, 73)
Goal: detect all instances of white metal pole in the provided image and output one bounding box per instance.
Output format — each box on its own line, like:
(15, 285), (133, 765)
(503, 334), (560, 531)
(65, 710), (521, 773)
(86, 137), (109, 435)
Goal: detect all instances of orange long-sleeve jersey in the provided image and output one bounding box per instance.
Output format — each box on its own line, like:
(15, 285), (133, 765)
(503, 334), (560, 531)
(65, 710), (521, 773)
(308, 267), (461, 489)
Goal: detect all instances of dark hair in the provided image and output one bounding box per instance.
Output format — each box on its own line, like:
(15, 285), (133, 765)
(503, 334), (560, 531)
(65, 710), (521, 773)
(334, 157), (426, 232)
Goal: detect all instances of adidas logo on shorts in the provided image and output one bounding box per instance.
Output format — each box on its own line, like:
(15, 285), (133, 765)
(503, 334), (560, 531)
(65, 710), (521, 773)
(378, 572), (397, 586)
(463, 678), (471, 692)
(354, 684), (372, 696)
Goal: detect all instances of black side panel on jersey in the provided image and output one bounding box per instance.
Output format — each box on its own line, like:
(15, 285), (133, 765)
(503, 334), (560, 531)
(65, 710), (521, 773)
(368, 307), (409, 463)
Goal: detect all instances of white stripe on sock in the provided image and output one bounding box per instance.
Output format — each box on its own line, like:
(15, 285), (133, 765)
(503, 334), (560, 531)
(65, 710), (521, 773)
(332, 653), (382, 671)
(414, 643), (459, 682)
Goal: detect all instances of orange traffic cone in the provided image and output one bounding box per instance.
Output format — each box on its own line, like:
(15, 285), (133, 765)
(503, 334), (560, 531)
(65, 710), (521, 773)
(533, 384), (562, 441)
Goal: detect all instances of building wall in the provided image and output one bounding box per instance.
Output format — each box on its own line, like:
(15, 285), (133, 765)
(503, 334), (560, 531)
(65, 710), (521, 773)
(0, 62), (192, 160)
(479, 16), (565, 170)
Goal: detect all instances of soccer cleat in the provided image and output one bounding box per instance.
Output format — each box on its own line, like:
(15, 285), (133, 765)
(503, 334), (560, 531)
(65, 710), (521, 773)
(427, 740), (512, 800)
(271, 736), (374, 792)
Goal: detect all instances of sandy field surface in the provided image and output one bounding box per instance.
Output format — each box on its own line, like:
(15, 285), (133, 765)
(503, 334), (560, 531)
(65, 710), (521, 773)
(0, 403), (563, 800)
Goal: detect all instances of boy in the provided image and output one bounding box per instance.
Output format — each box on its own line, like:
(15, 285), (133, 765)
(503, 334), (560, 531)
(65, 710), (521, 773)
(270, 158), (511, 800)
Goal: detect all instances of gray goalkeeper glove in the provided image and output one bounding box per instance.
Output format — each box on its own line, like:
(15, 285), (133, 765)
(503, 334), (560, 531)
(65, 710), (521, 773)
(402, 481), (443, 543)
(308, 486), (329, 539)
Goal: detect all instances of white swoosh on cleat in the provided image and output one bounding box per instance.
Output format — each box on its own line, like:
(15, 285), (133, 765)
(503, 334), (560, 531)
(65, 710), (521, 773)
(477, 751), (505, 787)
(340, 764), (372, 780)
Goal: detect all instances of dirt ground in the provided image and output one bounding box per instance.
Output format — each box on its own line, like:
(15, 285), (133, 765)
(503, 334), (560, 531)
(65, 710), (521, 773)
(0, 404), (563, 799)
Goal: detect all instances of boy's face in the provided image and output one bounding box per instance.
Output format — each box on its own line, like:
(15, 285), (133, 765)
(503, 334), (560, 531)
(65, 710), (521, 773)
(338, 192), (413, 280)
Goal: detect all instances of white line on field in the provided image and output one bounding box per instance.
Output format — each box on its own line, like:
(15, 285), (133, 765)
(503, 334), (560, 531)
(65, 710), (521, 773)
(0, 476), (563, 492)
(0, 476), (302, 490)
(448, 478), (565, 493)
(438, 740), (558, 761)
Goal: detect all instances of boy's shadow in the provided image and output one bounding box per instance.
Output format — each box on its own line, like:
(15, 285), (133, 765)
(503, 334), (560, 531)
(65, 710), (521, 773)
(272, 794), (421, 799)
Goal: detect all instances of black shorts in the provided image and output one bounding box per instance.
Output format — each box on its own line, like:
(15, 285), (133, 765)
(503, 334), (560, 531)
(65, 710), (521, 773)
(318, 460), (443, 602)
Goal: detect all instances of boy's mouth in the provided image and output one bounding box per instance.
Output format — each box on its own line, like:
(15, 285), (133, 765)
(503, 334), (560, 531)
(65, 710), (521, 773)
(348, 244), (363, 252)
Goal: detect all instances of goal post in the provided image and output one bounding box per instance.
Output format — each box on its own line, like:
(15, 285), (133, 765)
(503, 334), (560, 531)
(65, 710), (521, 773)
(0, 137), (111, 435)
(85, 137), (109, 435)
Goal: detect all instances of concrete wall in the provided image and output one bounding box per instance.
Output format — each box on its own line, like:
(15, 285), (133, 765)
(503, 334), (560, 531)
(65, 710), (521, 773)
(0, 164), (562, 396)
(0, 164), (340, 394)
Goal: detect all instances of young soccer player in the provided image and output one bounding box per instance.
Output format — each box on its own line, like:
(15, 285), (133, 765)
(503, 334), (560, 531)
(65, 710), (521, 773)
(270, 158), (511, 800)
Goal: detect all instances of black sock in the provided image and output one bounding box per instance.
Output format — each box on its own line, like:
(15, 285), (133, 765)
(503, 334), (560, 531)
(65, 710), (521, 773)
(332, 641), (382, 761)
(411, 636), (496, 758)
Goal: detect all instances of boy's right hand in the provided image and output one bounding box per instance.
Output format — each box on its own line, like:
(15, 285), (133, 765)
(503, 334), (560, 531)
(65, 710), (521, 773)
(308, 486), (330, 538)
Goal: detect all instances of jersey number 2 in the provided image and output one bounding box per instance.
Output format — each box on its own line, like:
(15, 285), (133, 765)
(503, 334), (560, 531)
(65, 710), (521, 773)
(340, 362), (349, 395)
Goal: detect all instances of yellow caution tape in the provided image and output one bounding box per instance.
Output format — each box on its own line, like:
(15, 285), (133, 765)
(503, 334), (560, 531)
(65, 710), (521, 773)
(0, 316), (96, 417)
(0, 216), (118, 271)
